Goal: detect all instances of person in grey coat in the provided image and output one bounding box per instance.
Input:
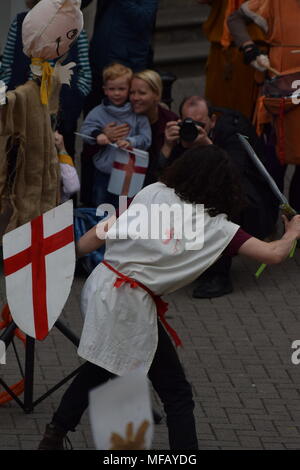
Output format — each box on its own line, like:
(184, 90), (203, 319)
(80, 63), (151, 208)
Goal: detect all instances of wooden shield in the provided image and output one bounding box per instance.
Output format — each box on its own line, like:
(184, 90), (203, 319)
(3, 201), (75, 340)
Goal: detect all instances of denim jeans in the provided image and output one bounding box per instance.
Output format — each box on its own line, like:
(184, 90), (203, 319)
(92, 168), (120, 209)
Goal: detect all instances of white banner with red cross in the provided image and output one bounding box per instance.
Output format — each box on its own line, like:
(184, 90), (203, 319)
(2, 201), (75, 341)
(108, 146), (149, 198)
(89, 369), (153, 450)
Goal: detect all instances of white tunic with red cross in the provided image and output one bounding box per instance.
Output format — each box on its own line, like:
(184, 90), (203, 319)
(78, 182), (239, 375)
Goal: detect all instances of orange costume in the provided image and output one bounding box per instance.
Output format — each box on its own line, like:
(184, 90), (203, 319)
(228, 0), (300, 165)
(203, 0), (266, 119)
(236, 0), (300, 75)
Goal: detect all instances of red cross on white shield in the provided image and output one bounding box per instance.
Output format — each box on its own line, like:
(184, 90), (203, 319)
(2, 201), (75, 340)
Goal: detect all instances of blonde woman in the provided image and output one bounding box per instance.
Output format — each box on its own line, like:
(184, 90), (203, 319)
(129, 70), (179, 186)
(102, 69), (179, 187)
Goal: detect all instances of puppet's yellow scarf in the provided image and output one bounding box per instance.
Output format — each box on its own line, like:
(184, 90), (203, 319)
(31, 57), (53, 105)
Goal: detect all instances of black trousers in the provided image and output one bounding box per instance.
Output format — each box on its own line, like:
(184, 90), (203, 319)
(52, 321), (198, 450)
(199, 254), (232, 280)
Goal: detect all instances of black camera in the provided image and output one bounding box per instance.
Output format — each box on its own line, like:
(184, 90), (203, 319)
(179, 118), (205, 142)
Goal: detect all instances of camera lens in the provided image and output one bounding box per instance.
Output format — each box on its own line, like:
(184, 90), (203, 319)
(179, 119), (199, 142)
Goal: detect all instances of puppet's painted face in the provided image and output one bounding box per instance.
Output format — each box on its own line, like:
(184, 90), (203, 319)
(53, 26), (79, 57)
(22, 0), (83, 60)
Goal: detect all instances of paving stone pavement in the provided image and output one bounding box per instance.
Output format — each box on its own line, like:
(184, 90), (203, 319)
(1, 246), (300, 450)
(1, 74), (300, 451)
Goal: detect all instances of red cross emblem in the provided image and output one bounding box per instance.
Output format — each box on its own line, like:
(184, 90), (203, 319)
(108, 148), (149, 197)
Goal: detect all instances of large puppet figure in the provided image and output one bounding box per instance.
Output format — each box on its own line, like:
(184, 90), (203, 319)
(0, 0), (83, 234)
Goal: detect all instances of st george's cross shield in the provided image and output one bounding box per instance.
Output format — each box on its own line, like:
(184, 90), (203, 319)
(107, 147), (149, 198)
(2, 201), (75, 340)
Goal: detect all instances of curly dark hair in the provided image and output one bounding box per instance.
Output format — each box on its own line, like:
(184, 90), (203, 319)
(160, 145), (245, 220)
(26, 0), (40, 8)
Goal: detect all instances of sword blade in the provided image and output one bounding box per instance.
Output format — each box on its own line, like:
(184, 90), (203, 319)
(237, 133), (290, 206)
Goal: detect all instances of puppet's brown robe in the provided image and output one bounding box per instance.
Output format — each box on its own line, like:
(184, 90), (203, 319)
(0, 78), (61, 234)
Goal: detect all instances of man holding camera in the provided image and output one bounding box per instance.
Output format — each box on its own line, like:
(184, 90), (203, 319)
(159, 96), (278, 298)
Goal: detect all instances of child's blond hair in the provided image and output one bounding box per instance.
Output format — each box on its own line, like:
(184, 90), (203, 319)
(102, 63), (133, 85)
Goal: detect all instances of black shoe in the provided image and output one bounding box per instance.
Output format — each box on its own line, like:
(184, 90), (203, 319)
(38, 423), (72, 450)
(192, 274), (233, 299)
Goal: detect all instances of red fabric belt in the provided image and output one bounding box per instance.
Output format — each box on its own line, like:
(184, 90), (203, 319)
(102, 260), (182, 347)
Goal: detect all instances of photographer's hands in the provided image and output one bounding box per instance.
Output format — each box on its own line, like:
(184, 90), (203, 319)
(191, 125), (213, 147)
(161, 120), (213, 159)
(161, 121), (180, 158)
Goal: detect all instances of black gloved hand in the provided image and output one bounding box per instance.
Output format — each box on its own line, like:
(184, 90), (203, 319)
(241, 43), (261, 65)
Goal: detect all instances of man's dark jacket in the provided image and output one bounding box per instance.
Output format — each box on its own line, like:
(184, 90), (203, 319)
(81, 0), (158, 72)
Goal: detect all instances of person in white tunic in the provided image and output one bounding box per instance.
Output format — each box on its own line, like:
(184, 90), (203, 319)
(38, 145), (300, 450)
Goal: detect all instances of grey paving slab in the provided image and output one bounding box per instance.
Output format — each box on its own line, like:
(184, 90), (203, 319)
(3, 251), (300, 450)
